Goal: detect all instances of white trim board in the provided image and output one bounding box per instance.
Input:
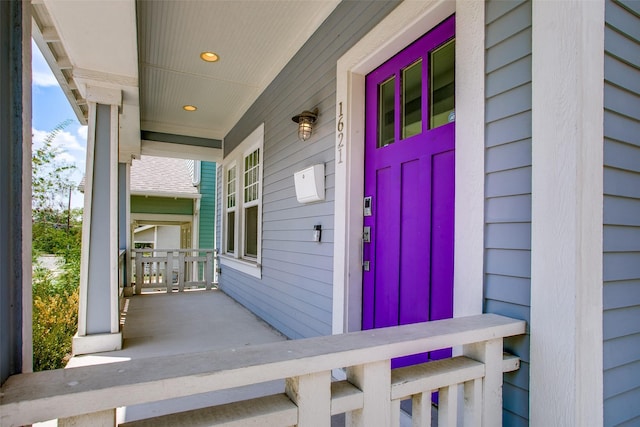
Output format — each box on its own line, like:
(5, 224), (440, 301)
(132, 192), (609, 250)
(131, 213), (193, 223)
(141, 140), (223, 163)
(529, 1), (604, 425)
(332, 0), (485, 334)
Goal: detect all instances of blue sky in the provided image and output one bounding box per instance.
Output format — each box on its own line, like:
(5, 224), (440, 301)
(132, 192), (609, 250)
(32, 40), (87, 208)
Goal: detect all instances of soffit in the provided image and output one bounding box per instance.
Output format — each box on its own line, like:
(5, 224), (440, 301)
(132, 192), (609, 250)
(40, 0), (138, 81)
(36, 0), (140, 161)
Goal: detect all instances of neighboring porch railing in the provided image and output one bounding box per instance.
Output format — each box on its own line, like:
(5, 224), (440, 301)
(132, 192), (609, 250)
(1, 314), (526, 427)
(132, 248), (218, 294)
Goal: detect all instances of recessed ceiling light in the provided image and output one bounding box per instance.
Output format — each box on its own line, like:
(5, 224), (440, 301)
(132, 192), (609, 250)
(200, 51), (219, 62)
(183, 105), (197, 112)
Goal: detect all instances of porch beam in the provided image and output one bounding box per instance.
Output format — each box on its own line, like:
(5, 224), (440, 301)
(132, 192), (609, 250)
(530, 0), (604, 425)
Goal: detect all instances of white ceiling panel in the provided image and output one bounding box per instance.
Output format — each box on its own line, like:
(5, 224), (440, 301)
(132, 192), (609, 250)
(137, 0), (340, 139)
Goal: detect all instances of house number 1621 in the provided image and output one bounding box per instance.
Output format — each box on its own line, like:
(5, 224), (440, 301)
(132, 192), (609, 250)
(337, 102), (344, 164)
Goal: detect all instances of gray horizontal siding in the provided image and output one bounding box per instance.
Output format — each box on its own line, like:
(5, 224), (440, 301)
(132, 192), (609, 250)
(218, 1), (400, 339)
(484, 0), (532, 424)
(603, 1), (640, 426)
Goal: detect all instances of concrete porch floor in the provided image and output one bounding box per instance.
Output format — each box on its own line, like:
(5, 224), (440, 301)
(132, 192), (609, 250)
(71, 289), (287, 362)
(66, 289), (289, 423)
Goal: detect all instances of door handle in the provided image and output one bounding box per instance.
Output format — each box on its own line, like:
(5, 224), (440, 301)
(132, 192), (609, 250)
(362, 227), (371, 271)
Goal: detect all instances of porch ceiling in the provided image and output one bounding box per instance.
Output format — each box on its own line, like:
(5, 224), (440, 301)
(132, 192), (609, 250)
(33, 0), (340, 145)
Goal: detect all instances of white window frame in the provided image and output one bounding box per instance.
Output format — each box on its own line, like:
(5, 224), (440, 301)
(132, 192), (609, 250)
(220, 123), (264, 278)
(224, 161), (238, 255)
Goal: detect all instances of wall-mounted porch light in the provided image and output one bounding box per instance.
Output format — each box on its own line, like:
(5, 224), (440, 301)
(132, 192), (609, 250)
(291, 108), (318, 141)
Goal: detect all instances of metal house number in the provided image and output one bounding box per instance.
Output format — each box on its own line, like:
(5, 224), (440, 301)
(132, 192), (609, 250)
(337, 101), (345, 164)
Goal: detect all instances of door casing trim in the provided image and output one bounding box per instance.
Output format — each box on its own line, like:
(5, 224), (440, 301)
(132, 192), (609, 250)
(332, 0), (485, 334)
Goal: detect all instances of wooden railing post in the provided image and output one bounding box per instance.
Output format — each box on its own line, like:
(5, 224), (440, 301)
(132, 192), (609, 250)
(438, 383), (459, 427)
(463, 377), (483, 426)
(205, 250), (213, 290)
(411, 392), (433, 427)
(165, 251), (172, 293)
(463, 337), (503, 426)
(346, 360), (391, 427)
(285, 371), (331, 427)
(178, 251), (185, 292)
(135, 252), (143, 295)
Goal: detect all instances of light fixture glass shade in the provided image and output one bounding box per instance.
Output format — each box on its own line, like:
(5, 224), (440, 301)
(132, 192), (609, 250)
(291, 108), (318, 142)
(298, 119), (313, 141)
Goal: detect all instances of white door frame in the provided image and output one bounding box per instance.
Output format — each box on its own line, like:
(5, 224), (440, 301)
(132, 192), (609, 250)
(332, 0), (486, 334)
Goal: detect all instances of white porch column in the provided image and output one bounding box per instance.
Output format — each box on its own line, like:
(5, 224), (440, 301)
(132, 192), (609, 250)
(74, 85), (123, 355)
(530, 1), (604, 426)
(118, 162), (133, 296)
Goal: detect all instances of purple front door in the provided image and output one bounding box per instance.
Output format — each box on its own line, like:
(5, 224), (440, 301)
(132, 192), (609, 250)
(362, 16), (455, 364)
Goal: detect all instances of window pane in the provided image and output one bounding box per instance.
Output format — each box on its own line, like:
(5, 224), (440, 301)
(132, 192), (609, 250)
(227, 211), (235, 253)
(227, 166), (236, 208)
(378, 76), (395, 148)
(430, 39), (455, 129)
(245, 206), (258, 257)
(243, 148), (260, 203)
(402, 60), (422, 139)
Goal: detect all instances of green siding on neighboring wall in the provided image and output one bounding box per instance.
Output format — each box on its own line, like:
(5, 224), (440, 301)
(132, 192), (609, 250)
(131, 196), (193, 215)
(199, 162), (216, 249)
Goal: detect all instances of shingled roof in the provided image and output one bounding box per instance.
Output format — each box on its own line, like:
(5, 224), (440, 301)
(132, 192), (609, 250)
(130, 156), (199, 197)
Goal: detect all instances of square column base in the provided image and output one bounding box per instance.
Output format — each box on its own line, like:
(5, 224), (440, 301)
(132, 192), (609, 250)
(73, 332), (122, 355)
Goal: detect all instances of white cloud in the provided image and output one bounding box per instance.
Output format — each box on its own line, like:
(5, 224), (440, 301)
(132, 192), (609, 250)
(32, 126), (86, 168)
(31, 40), (59, 87)
(77, 126), (88, 141)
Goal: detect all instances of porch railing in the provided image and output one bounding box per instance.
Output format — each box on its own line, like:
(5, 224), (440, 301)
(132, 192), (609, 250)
(0, 314), (525, 427)
(132, 248), (217, 294)
(118, 249), (127, 309)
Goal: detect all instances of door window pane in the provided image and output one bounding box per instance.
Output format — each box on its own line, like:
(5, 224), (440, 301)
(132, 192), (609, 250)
(244, 206), (258, 257)
(378, 76), (395, 148)
(402, 60), (422, 139)
(430, 39), (455, 129)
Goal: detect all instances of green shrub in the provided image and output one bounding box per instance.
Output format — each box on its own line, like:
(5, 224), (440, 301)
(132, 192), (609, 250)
(31, 120), (82, 371)
(32, 264), (79, 371)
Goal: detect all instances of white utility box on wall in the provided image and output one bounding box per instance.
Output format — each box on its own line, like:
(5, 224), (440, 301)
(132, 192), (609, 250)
(294, 164), (325, 203)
